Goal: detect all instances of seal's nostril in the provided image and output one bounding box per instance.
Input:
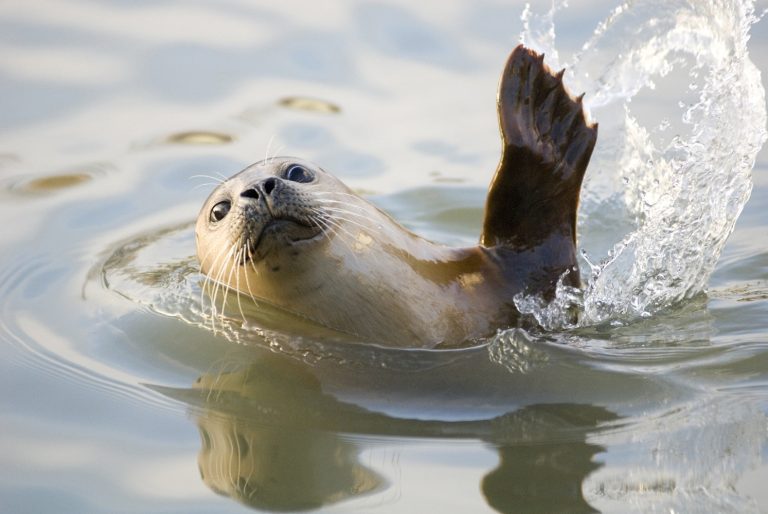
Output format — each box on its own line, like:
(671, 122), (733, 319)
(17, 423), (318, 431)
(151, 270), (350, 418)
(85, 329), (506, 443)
(240, 188), (259, 199)
(263, 177), (277, 196)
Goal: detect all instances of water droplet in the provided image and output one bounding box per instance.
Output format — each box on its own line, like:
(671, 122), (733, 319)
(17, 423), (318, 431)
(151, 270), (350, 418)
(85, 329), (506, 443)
(166, 131), (234, 145)
(278, 96), (341, 114)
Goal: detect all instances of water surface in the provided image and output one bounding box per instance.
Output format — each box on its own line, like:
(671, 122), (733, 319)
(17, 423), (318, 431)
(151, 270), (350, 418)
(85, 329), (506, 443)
(1, 1), (767, 512)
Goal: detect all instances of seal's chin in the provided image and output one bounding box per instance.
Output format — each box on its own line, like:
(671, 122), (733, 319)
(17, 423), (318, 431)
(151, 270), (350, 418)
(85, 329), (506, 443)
(243, 218), (322, 264)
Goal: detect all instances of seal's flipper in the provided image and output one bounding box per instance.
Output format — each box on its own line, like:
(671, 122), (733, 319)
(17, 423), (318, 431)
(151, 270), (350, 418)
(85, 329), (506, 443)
(481, 45), (597, 251)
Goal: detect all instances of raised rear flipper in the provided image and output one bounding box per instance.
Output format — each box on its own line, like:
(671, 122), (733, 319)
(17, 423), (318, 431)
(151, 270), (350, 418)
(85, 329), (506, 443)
(481, 45), (597, 290)
(482, 46), (597, 249)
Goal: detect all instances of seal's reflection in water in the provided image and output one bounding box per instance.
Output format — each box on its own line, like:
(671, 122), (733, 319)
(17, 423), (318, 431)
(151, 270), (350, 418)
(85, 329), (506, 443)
(190, 357), (383, 511)
(160, 350), (618, 512)
(481, 405), (615, 513)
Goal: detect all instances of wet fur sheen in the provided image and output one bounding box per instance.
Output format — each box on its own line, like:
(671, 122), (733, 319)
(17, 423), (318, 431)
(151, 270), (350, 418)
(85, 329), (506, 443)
(195, 46), (597, 347)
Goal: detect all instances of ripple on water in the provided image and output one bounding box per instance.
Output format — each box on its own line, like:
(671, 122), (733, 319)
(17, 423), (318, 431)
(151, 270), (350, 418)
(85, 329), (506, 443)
(96, 215), (748, 385)
(278, 96), (341, 114)
(165, 131), (235, 145)
(712, 281), (768, 303)
(0, 247), (180, 412)
(23, 173), (92, 191)
(5, 163), (113, 196)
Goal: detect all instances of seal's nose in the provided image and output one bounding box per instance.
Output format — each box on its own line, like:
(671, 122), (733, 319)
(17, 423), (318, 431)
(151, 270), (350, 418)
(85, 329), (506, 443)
(240, 188), (259, 199)
(262, 177), (278, 196)
(240, 177), (281, 200)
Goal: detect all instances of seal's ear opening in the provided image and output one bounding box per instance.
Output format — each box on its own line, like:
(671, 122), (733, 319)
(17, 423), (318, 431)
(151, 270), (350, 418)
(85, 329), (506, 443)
(481, 45), (597, 254)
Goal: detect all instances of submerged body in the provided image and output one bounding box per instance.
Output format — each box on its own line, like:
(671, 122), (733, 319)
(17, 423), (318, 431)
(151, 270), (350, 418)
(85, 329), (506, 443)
(195, 46), (597, 347)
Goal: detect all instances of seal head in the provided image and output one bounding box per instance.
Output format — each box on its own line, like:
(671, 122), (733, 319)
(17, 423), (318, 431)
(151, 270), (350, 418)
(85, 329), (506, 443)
(196, 158), (328, 273)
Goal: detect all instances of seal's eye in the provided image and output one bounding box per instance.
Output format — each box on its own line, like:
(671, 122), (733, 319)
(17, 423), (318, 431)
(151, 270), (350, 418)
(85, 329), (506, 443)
(210, 200), (231, 223)
(284, 165), (313, 183)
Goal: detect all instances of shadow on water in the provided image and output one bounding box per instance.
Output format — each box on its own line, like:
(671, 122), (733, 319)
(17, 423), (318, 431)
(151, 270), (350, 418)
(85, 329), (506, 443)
(156, 350), (618, 513)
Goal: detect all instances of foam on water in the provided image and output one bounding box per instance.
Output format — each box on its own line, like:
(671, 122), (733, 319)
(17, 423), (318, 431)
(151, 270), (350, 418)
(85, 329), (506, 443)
(515, 0), (767, 329)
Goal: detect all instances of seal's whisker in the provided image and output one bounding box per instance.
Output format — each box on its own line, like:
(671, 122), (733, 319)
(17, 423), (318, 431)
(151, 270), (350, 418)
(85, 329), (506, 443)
(264, 134), (276, 164)
(202, 248), (228, 331)
(219, 244), (242, 329)
(244, 246), (262, 306)
(311, 196), (376, 210)
(212, 263), (232, 332)
(207, 248), (228, 332)
(309, 212), (345, 246)
(209, 244), (239, 333)
(200, 242), (232, 332)
(233, 244), (247, 323)
(313, 213), (362, 264)
(189, 174), (225, 184)
(311, 191), (371, 199)
(192, 182), (223, 190)
(318, 208), (374, 234)
(312, 195), (371, 204)
(307, 213), (328, 238)
(210, 244), (237, 317)
(311, 198), (378, 219)
(312, 201), (373, 217)
(311, 194), (378, 210)
(322, 214), (361, 240)
(309, 213), (348, 250)
(246, 245), (260, 280)
(241, 243), (258, 308)
(311, 211), (344, 239)
(315, 205), (374, 224)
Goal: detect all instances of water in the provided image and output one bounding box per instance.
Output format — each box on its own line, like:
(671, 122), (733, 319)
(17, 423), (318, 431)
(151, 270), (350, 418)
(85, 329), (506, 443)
(1, 0), (767, 512)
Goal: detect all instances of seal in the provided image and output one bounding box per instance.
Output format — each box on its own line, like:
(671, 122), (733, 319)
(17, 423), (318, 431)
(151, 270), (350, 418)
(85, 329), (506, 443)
(195, 45), (597, 347)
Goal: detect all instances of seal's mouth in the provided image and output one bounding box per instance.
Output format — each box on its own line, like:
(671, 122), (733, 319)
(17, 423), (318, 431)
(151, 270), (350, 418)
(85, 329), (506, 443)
(241, 216), (322, 264)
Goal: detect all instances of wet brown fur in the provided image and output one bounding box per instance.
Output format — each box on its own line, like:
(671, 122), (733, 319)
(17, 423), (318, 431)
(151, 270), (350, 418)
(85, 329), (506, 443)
(195, 45), (597, 346)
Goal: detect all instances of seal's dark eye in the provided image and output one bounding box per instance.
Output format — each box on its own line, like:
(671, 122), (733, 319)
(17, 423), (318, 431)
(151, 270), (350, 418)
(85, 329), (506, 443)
(284, 165), (313, 183)
(210, 200), (231, 222)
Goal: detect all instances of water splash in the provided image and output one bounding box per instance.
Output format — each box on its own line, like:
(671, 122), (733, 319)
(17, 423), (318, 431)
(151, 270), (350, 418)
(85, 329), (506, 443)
(516, 0), (767, 329)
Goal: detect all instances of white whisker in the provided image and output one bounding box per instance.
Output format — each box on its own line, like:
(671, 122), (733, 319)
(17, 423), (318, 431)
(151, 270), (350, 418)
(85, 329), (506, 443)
(233, 244), (247, 323)
(264, 135), (276, 163)
(192, 182), (223, 190)
(209, 244), (239, 333)
(241, 243), (259, 309)
(199, 242), (233, 332)
(318, 208), (374, 233)
(189, 174), (225, 184)
(315, 204), (373, 221)
(312, 213), (362, 264)
(219, 244), (241, 330)
(270, 145), (285, 164)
